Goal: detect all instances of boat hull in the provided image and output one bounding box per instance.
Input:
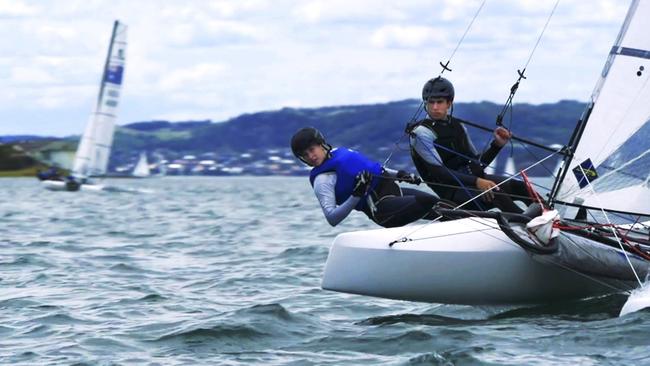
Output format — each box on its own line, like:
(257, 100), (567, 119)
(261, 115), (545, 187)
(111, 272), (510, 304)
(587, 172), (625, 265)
(41, 180), (105, 192)
(321, 217), (635, 305)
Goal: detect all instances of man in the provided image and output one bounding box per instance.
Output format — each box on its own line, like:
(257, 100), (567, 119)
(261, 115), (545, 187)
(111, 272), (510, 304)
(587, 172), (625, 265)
(291, 127), (440, 227)
(408, 77), (535, 213)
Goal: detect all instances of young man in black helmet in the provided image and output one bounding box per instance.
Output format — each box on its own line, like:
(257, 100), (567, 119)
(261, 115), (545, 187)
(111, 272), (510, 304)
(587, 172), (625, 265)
(291, 127), (441, 228)
(408, 77), (535, 213)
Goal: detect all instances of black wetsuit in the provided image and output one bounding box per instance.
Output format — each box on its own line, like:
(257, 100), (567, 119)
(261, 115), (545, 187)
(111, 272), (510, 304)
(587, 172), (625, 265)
(361, 172), (438, 228)
(410, 117), (533, 213)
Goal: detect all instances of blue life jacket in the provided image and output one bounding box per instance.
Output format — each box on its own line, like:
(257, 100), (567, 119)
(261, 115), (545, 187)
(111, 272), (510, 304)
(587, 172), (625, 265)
(309, 148), (382, 211)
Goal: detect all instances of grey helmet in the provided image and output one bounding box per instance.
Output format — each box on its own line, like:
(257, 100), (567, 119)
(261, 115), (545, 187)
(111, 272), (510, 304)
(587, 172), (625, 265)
(422, 77), (455, 102)
(290, 127), (331, 163)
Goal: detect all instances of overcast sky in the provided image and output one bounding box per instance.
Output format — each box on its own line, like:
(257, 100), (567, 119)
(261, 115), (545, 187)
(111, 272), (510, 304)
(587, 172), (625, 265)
(0, 0), (631, 136)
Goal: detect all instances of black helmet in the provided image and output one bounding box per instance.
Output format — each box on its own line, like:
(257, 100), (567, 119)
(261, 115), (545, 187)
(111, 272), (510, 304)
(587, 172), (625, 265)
(422, 77), (454, 101)
(290, 127), (330, 162)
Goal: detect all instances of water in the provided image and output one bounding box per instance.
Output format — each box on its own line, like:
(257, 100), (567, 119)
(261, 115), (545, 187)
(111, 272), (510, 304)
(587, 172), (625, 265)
(2, 177), (649, 365)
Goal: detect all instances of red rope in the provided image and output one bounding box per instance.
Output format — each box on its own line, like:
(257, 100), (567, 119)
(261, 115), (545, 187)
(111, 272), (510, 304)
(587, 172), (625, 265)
(520, 170), (546, 209)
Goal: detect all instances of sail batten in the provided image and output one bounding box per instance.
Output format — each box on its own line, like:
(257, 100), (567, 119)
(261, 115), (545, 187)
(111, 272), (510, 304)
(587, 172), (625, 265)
(554, 0), (650, 216)
(72, 20), (127, 179)
(612, 46), (650, 60)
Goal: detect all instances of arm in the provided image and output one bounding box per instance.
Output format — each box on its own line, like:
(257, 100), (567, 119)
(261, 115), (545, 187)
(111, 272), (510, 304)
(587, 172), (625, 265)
(454, 122), (502, 170)
(410, 125), (478, 187)
(479, 126), (512, 166)
(313, 172), (361, 226)
(478, 140), (501, 167)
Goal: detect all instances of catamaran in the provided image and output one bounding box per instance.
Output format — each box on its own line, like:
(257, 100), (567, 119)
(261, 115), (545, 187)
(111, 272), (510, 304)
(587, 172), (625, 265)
(321, 1), (650, 308)
(42, 20), (127, 191)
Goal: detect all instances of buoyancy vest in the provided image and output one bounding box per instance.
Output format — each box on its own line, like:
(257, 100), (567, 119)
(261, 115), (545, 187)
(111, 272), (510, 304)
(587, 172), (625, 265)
(421, 117), (481, 169)
(309, 148), (382, 211)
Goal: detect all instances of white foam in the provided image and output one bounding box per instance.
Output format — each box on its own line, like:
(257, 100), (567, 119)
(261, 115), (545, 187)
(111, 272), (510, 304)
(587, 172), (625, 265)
(620, 284), (650, 317)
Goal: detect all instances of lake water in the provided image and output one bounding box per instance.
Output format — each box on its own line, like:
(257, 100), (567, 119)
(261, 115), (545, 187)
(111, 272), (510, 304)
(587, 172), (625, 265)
(1, 177), (649, 365)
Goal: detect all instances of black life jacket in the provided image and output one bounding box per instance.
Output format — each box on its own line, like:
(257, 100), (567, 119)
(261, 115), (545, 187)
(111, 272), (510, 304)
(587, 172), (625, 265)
(410, 117), (485, 190)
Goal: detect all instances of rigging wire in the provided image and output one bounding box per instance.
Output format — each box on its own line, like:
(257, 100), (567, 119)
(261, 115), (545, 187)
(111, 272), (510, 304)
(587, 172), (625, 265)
(495, 0), (561, 127)
(578, 165), (644, 287)
(386, 0), (487, 168)
(547, 4), (649, 204)
(438, 0), (487, 76)
(388, 148), (563, 246)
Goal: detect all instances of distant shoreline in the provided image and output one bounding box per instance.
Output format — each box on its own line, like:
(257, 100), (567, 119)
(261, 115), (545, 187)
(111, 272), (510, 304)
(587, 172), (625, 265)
(0, 167), (42, 177)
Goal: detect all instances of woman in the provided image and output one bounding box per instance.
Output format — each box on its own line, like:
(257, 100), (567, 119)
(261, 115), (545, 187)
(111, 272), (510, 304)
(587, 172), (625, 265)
(291, 127), (440, 227)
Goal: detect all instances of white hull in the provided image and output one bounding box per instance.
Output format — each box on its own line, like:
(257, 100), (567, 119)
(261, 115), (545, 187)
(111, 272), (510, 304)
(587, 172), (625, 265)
(321, 217), (634, 305)
(41, 180), (105, 192)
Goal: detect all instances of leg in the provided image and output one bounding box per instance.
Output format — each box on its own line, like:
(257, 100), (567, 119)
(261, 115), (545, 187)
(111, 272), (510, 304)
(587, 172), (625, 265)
(484, 174), (537, 213)
(449, 187), (493, 211)
(372, 189), (439, 228)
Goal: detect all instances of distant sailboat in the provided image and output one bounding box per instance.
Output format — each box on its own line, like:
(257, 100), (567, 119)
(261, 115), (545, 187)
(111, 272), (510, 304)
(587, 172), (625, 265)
(132, 152), (150, 178)
(42, 20), (127, 191)
(504, 156), (516, 176)
(483, 163), (496, 175)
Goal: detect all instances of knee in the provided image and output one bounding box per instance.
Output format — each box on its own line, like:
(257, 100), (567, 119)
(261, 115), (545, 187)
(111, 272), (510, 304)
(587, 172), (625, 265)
(415, 193), (438, 208)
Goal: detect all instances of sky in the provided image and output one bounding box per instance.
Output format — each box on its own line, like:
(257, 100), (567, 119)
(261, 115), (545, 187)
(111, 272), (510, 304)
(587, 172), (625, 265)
(0, 0), (632, 136)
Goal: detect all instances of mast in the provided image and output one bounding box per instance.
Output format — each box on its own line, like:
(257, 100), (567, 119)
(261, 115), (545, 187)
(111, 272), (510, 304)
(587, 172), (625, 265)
(548, 102), (593, 204)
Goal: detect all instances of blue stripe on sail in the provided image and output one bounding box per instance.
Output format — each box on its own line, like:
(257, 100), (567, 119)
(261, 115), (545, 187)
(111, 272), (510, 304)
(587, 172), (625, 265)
(610, 46), (650, 60)
(104, 65), (124, 85)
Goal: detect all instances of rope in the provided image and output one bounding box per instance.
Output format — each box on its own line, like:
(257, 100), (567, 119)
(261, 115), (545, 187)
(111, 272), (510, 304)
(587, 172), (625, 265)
(376, 173), (550, 203)
(388, 148), (562, 245)
(393, 0), (487, 164)
(578, 165), (644, 287)
(520, 170), (546, 208)
(438, 0), (487, 76)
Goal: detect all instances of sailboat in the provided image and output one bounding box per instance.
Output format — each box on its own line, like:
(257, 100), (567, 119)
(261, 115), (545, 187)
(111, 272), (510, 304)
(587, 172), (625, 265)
(42, 20), (127, 192)
(132, 152), (150, 178)
(504, 156), (516, 176)
(321, 1), (650, 306)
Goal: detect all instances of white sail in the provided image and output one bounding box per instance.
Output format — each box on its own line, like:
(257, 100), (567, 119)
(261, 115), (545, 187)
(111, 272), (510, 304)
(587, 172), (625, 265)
(483, 162), (495, 175)
(555, 0), (650, 215)
(72, 20), (127, 179)
(504, 156), (516, 176)
(132, 152), (150, 178)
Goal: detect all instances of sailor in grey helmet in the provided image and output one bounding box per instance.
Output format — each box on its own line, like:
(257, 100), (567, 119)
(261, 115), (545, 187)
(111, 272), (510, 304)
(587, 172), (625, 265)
(291, 127), (440, 228)
(408, 77), (537, 213)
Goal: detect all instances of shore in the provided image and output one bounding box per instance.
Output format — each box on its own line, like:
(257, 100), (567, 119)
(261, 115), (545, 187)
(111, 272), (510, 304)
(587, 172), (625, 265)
(0, 166), (46, 177)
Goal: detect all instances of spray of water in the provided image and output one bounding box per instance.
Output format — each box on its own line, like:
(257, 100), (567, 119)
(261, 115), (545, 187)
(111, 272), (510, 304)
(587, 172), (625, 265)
(620, 278), (650, 317)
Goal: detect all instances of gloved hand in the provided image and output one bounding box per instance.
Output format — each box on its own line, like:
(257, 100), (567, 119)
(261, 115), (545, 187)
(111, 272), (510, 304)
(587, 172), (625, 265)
(352, 170), (372, 197)
(397, 170), (422, 185)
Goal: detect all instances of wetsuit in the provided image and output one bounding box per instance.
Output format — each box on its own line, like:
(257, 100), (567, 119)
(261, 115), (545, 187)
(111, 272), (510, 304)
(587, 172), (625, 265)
(311, 148), (438, 228)
(409, 117), (533, 213)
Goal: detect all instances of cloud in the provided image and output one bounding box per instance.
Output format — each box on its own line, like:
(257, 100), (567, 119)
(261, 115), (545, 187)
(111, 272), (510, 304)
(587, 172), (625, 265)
(293, 0), (408, 23)
(10, 66), (57, 84)
(0, 0), (39, 17)
(158, 63), (228, 93)
(0, 0), (635, 136)
(370, 25), (448, 48)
